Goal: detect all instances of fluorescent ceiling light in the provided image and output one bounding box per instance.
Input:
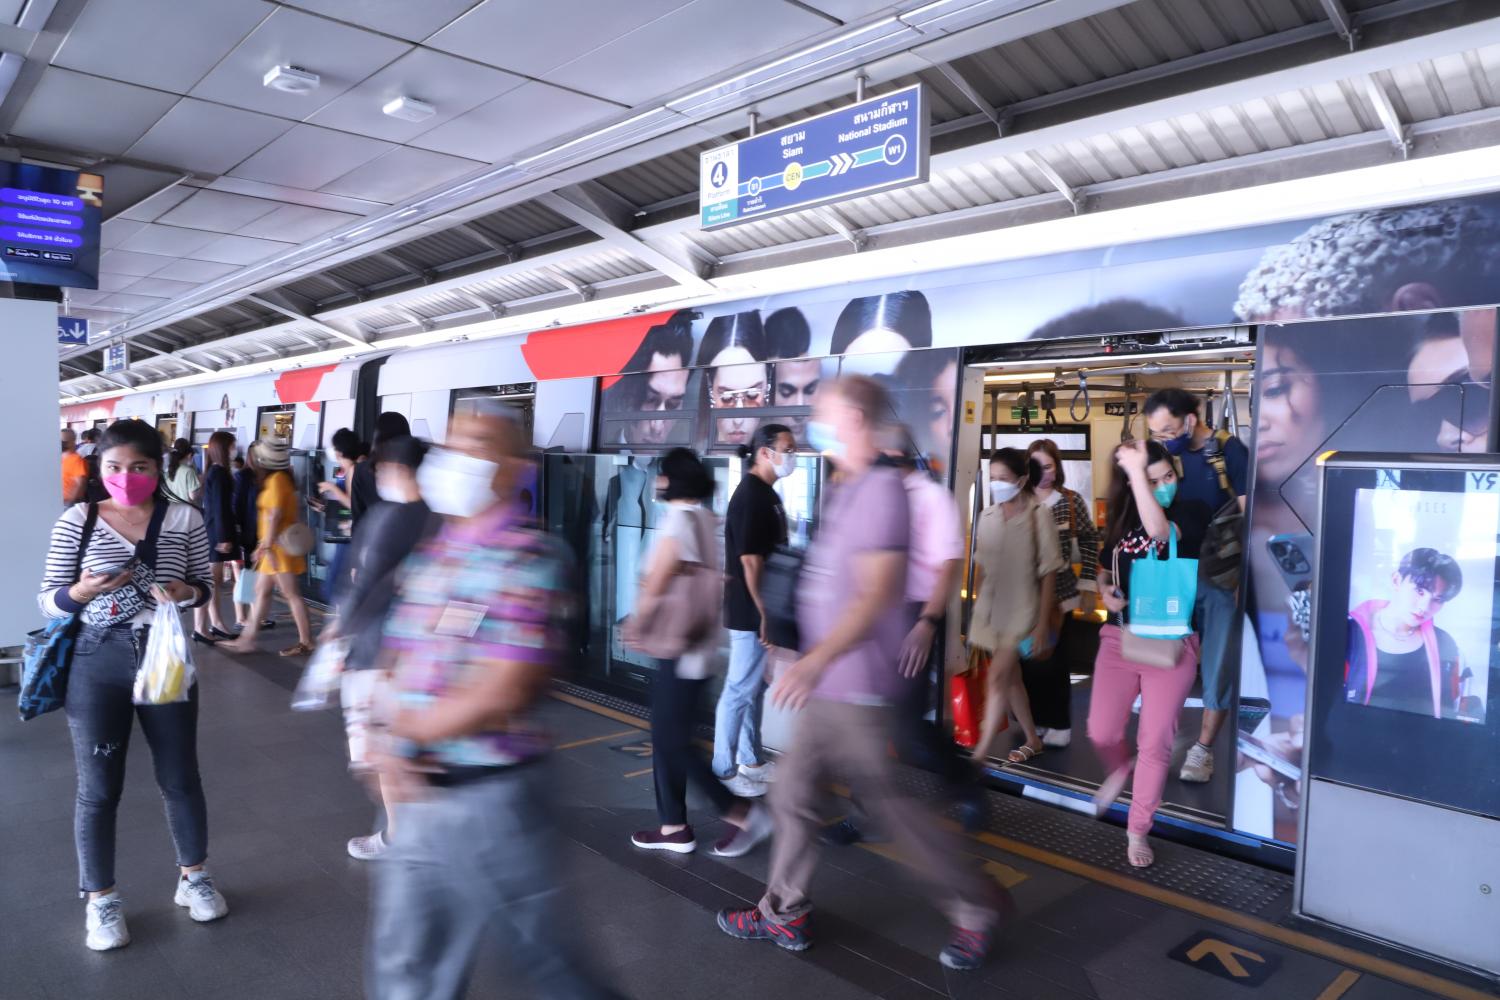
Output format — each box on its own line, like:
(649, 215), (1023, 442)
(382, 96), (435, 122)
(263, 65), (320, 94)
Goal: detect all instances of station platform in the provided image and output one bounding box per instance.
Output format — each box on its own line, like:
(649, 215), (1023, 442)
(1, 637), (1492, 1000)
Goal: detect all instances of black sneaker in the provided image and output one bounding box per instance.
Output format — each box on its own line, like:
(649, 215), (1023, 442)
(716, 908), (810, 951)
(631, 828), (696, 853)
(939, 926), (992, 971)
(818, 818), (863, 847)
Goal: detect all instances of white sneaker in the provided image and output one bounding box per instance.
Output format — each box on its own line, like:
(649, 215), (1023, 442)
(85, 892), (130, 951)
(1042, 728), (1073, 749)
(1179, 743), (1214, 783)
(738, 761), (777, 783)
(712, 803), (775, 858)
(174, 871), (229, 922)
(721, 773), (767, 798)
(347, 832), (388, 861)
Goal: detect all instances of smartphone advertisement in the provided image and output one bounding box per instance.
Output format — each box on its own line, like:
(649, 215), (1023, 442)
(1305, 460), (1500, 820)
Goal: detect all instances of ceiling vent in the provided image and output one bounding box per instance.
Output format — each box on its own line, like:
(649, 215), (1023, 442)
(382, 96), (436, 123)
(263, 65), (320, 95)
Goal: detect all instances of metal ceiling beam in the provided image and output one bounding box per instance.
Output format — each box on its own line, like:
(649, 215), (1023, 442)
(1363, 74), (1411, 156)
(1024, 152), (1081, 212)
(245, 293), (369, 349)
(816, 206), (868, 250)
(61, 361), (132, 392)
(536, 186), (716, 292)
(1320, 0), (1359, 50)
(928, 58), (1007, 135)
(545, 266), (595, 303)
(131, 341), (218, 374)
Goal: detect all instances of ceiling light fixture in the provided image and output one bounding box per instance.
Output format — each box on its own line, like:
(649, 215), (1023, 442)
(263, 65), (320, 95)
(382, 96), (435, 123)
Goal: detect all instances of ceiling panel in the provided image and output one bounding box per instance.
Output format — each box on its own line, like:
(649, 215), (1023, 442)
(116, 182), (196, 222)
(188, 7), (412, 120)
(408, 81), (617, 162)
(53, 0), (273, 94)
(426, 0), (690, 78)
(97, 292), (174, 312)
(191, 233), (297, 265)
(238, 203), (362, 241)
(101, 218), (146, 249)
(279, 0), (483, 42)
(126, 99), (294, 176)
(309, 46), (522, 142)
(117, 223), (222, 257)
(9, 68), (178, 155)
(152, 259), (243, 282)
(319, 145), (483, 203)
(797, 1), (906, 20)
(100, 249), (176, 277)
(230, 124), (394, 188)
(157, 190), (283, 232)
(124, 277), (203, 299)
(95, 272), (142, 293)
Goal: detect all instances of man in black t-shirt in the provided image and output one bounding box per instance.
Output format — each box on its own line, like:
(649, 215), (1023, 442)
(712, 425), (794, 796)
(1144, 388), (1249, 785)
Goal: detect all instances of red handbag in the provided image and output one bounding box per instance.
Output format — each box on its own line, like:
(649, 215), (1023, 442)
(950, 648), (989, 748)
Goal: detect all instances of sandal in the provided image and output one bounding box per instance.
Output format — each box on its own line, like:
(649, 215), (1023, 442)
(1006, 743), (1044, 765)
(279, 643), (315, 657)
(1126, 834), (1155, 868)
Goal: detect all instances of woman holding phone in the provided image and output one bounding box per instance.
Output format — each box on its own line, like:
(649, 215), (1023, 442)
(38, 418), (227, 951)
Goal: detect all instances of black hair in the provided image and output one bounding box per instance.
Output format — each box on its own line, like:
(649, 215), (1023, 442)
(374, 412), (411, 447)
(831, 291), (932, 354)
(1397, 548), (1463, 600)
(232, 456), (245, 468)
(81, 427), (100, 443)
(371, 434), (428, 470)
(736, 423), (793, 463)
(659, 447), (714, 501)
(1027, 299), (1186, 341)
(331, 427), (363, 460)
(1027, 438), (1067, 489)
(167, 437), (193, 478)
(1102, 440), (1176, 555)
(606, 314), (697, 414)
(695, 311), (766, 367)
(99, 419), (169, 502)
(765, 308), (811, 360)
(1142, 387), (1201, 420)
(989, 447), (1040, 496)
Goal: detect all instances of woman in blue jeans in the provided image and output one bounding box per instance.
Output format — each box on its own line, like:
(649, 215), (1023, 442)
(38, 418), (226, 951)
(714, 424), (794, 796)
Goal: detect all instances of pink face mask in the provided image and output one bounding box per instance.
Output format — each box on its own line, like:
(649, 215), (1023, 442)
(103, 472), (157, 507)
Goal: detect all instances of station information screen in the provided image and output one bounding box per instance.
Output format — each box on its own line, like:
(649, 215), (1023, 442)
(1308, 457), (1500, 819)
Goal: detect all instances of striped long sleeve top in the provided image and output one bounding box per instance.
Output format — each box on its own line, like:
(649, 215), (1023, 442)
(39, 501), (213, 627)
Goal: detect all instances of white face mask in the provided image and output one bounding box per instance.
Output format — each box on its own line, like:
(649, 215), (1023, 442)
(989, 480), (1021, 504)
(417, 448), (500, 518)
(769, 452), (797, 479)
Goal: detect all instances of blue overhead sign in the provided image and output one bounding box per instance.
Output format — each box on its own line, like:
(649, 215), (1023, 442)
(102, 341), (128, 375)
(57, 314), (88, 346)
(700, 84), (927, 230)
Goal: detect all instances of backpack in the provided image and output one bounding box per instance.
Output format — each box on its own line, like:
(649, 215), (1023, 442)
(1199, 430), (1245, 591)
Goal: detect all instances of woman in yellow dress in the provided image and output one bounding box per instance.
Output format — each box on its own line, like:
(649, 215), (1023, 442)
(221, 439), (314, 656)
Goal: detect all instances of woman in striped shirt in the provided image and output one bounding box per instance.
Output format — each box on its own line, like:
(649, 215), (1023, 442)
(38, 418), (228, 952)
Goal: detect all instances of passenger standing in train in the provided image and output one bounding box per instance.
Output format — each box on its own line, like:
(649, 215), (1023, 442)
(229, 454), (269, 633)
(630, 448), (774, 856)
(968, 449), (1063, 767)
(1142, 389), (1248, 784)
(367, 402), (616, 1000)
(192, 431), (239, 645)
(318, 428), (368, 604)
(717, 376), (1008, 971)
(76, 426), (99, 459)
(166, 439), (203, 505)
(1024, 438), (1100, 748)
(1090, 440), (1212, 868)
(713, 424), (794, 798)
(38, 418), (227, 951)
(61, 428), (88, 506)
(220, 440), (315, 657)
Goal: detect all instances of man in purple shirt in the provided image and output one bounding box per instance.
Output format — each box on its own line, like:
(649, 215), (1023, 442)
(716, 376), (1010, 971)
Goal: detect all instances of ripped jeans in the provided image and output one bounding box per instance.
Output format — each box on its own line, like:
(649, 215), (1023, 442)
(65, 625), (207, 894)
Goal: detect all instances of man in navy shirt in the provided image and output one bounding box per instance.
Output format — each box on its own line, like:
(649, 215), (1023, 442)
(1144, 388), (1248, 785)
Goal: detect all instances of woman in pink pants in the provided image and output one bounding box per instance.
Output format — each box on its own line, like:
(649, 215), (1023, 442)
(1089, 440), (1212, 868)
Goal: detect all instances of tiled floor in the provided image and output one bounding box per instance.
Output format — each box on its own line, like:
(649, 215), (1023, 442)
(0, 642), (1481, 999)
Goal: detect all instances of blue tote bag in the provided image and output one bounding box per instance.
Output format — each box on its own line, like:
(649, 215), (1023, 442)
(1127, 529), (1198, 639)
(18, 504), (98, 720)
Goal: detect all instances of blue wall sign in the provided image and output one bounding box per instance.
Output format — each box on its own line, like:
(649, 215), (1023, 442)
(57, 314), (88, 346)
(700, 84), (927, 230)
(102, 341), (128, 375)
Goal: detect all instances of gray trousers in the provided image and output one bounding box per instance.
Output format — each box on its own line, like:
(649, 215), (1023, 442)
(366, 762), (614, 1000)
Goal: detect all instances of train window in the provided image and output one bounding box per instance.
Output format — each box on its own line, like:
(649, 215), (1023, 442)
(596, 367), (701, 451)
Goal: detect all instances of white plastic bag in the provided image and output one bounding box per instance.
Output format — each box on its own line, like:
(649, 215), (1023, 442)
(134, 597), (196, 705)
(292, 638), (348, 711)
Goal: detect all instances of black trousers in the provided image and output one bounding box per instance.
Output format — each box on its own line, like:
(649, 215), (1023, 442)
(1021, 614), (1079, 731)
(650, 665), (737, 827)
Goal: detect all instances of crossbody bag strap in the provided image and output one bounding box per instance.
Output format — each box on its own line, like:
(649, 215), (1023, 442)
(74, 503), (100, 583)
(136, 498), (170, 567)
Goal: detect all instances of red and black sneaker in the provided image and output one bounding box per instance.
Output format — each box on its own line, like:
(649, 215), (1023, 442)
(716, 907), (810, 952)
(939, 926), (992, 971)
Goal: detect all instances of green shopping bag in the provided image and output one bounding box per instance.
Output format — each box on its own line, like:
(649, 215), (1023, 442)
(1128, 529), (1198, 638)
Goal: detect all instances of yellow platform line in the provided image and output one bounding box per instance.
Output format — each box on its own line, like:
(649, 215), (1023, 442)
(1317, 970), (1362, 1000)
(555, 728), (640, 751)
(622, 766), (654, 779)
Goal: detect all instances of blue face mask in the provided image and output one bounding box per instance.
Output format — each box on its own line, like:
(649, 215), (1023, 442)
(1162, 432), (1191, 456)
(1152, 482), (1178, 508)
(807, 420), (844, 459)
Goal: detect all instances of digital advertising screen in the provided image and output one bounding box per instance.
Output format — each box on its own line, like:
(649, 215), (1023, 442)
(0, 163), (102, 291)
(1308, 457), (1500, 820)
